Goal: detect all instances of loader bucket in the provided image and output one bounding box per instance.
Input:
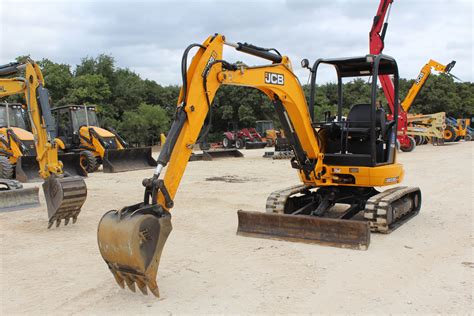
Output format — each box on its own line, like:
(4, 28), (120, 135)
(15, 153), (87, 183)
(237, 210), (370, 250)
(102, 147), (157, 173)
(0, 179), (40, 212)
(15, 155), (41, 182)
(59, 153), (88, 178)
(245, 141), (267, 149)
(43, 175), (87, 228)
(97, 203), (172, 297)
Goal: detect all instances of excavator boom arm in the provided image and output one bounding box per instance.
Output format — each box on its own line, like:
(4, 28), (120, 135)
(154, 34), (320, 206)
(400, 59), (456, 112)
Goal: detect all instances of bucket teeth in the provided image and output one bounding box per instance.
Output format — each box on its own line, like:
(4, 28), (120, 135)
(72, 216), (78, 224)
(124, 276), (136, 292)
(148, 280), (160, 298)
(56, 219), (61, 227)
(64, 217), (70, 226)
(111, 269), (125, 289)
(136, 278), (148, 295)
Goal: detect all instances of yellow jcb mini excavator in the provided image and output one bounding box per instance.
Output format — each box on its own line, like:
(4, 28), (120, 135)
(51, 105), (156, 173)
(0, 60), (87, 227)
(97, 34), (421, 297)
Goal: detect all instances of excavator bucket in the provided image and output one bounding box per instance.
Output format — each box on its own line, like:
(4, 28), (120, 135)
(102, 147), (157, 173)
(0, 179), (40, 212)
(236, 210), (370, 250)
(16, 153), (87, 182)
(43, 175), (87, 228)
(97, 203), (172, 297)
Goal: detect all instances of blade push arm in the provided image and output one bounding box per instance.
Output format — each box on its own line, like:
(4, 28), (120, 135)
(152, 34), (320, 210)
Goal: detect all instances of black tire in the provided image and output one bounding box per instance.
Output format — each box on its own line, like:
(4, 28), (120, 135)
(222, 137), (232, 149)
(443, 125), (457, 142)
(235, 138), (245, 149)
(0, 156), (14, 179)
(414, 135), (422, 146)
(400, 136), (416, 152)
(465, 134), (472, 142)
(80, 150), (98, 173)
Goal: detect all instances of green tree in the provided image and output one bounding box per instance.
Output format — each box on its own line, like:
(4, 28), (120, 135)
(119, 103), (170, 146)
(37, 59), (73, 104)
(67, 74), (111, 104)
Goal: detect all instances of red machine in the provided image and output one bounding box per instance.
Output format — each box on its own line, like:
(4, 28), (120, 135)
(369, 0), (416, 151)
(223, 126), (267, 149)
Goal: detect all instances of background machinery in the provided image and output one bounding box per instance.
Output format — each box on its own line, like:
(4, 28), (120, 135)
(223, 123), (267, 149)
(52, 104), (157, 173)
(97, 35), (421, 298)
(444, 117), (471, 142)
(0, 60), (87, 227)
(369, 0), (457, 151)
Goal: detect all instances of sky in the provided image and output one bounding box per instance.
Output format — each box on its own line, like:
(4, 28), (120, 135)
(1, 0), (472, 86)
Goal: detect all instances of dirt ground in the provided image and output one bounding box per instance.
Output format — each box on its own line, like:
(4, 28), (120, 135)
(1, 142), (473, 314)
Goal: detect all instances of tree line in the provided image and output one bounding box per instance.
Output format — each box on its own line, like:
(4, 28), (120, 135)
(13, 55), (474, 145)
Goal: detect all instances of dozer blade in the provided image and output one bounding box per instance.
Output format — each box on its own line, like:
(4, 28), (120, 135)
(244, 141), (267, 149)
(203, 149), (243, 159)
(97, 203), (172, 297)
(0, 179), (40, 212)
(237, 210), (370, 250)
(102, 147), (157, 173)
(15, 153), (87, 183)
(43, 176), (87, 228)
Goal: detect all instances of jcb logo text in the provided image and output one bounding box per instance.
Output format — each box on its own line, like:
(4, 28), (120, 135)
(265, 72), (284, 85)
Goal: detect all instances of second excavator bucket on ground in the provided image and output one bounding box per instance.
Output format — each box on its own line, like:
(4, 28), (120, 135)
(237, 210), (370, 250)
(16, 153), (87, 182)
(0, 179), (40, 212)
(43, 175), (87, 228)
(97, 203), (172, 297)
(102, 147), (157, 173)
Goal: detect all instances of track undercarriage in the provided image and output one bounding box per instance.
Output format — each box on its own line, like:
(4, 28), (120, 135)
(237, 184), (421, 249)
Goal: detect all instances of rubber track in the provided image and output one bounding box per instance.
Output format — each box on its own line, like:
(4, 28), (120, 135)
(265, 184), (309, 214)
(364, 186), (421, 233)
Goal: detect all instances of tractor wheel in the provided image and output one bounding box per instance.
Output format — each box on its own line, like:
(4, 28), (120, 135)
(0, 156), (14, 179)
(465, 134), (472, 142)
(222, 137), (232, 149)
(80, 150), (98, 173)
(235, 138), (245, 149)
(400, 136), (416, 152)
(443, 126), (457, 142)
(414, 135), (422, 146)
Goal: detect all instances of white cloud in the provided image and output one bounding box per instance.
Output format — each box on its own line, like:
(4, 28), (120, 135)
(1, 0), (472, 85)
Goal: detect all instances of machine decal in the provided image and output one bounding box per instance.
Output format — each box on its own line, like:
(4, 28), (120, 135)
(264, 72), (284, 85)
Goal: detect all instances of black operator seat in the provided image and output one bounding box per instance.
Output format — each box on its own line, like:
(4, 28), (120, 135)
(345, 103), (386, 139)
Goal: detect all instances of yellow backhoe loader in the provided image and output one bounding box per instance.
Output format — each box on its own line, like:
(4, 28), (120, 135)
(52, 105), (157, 173)
(97, 35), (421, 297)
(0, 60), (87, 227)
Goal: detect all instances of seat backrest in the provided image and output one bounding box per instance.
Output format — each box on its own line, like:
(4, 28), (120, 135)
(348, 103), (386, 132)
(347, 104), (371, 128)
